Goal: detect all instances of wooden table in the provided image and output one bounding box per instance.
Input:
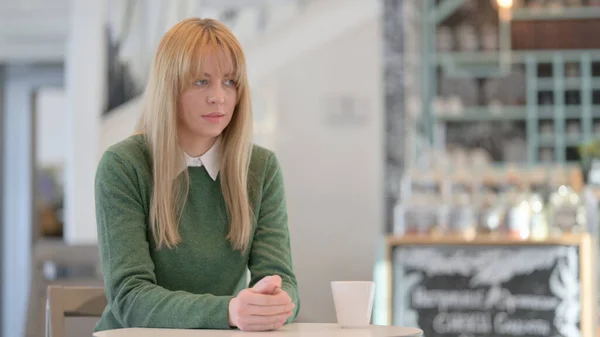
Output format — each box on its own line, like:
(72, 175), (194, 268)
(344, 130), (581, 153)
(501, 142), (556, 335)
(93, 323), (423, 337)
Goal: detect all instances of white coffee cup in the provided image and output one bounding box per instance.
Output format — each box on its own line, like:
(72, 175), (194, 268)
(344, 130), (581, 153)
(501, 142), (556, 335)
(331, 281), (375, 328)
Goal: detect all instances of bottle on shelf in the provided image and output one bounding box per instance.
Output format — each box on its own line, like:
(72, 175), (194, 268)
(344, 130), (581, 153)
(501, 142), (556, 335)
(396, 161), (589, 240)
(529, 192), (549, 240)
(476, 186), (506, 235)
(505, 182), (533, 240)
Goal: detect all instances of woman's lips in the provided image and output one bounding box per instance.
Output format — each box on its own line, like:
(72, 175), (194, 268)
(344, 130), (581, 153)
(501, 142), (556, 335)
(202, 112), (225, 123)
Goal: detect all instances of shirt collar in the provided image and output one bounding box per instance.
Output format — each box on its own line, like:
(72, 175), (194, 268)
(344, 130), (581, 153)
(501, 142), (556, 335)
(181, 137), (221, 181)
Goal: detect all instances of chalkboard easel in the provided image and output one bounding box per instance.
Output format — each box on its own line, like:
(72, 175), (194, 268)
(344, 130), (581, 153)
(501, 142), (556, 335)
(386, 234), (598, 337)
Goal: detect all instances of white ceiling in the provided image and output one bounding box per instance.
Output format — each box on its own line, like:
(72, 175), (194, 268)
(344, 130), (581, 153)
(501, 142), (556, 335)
(0, 0), (70, 62)
(0, 0), (300, 63)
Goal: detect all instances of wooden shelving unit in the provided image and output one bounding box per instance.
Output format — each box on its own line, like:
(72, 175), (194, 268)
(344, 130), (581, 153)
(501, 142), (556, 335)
(421, 0), (600, 165)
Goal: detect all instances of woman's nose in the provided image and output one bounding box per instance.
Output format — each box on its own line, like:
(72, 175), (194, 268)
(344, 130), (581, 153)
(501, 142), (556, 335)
(207, 86), (225, 104)
(207, 95), (224, 104)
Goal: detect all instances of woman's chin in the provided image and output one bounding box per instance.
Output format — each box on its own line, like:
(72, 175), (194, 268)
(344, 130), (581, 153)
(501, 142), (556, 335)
(192, 127), (226, 139)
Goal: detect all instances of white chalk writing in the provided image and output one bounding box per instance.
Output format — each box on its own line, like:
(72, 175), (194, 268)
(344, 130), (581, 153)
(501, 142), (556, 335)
(485, 286), (560, 313)
(411, 286), (560, 313)
(494, 312), (551, 336)
(433, 312), (493, 334)
(412, 287), (486, 310)
(396, 247), (569, 285)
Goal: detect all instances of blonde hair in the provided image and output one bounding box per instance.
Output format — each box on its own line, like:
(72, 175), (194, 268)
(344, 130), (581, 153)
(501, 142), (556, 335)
(136, 18), (254, 252)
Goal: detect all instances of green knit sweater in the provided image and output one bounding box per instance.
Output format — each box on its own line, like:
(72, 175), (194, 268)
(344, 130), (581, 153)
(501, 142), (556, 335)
(94, 134), (299, 331)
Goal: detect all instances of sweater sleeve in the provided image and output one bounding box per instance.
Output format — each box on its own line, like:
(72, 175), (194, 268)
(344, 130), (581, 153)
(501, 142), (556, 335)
(95, 150), (233, 329)
(247, 152), (300, 323)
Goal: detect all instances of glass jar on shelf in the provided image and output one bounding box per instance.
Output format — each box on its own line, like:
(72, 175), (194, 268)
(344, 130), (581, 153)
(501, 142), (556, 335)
(547, 168), (587, 235)
(548, 185), (586, 235)
(400, 195), (440, 236)
(476, 189), (506, 235)
(398, 170), (443, 236)
(445, 173), (476, 238)
(448, 196), (476, 238)
(493, 167), (522, 237)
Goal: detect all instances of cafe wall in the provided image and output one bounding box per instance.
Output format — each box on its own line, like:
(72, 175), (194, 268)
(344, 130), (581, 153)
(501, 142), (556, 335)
(266, 17), (384, 323)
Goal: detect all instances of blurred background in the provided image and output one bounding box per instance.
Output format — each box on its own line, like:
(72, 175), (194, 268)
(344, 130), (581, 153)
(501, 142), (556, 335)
(3, 0), (600, 336)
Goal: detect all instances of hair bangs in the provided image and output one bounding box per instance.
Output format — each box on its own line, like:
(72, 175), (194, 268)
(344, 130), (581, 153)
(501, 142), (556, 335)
(183, 33), (244, 89)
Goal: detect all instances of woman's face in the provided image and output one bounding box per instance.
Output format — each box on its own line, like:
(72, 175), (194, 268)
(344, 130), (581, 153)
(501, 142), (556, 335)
(178, 55), (237, 144)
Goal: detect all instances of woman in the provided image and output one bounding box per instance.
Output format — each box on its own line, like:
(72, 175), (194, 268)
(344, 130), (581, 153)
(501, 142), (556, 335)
(94, 18), (299, 332)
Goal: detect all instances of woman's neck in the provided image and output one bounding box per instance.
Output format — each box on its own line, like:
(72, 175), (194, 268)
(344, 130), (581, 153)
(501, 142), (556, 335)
(179, 132), (218, 157)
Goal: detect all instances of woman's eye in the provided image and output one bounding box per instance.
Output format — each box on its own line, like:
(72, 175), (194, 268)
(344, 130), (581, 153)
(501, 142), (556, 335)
(224, 79), (236, 86)
(194, 79), (208, 86)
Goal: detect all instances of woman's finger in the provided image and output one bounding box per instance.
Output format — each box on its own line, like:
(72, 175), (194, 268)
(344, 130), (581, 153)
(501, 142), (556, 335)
(243, 291), (291, 306)
(244, 311), (291, 325)
(248, 302), (295, 316)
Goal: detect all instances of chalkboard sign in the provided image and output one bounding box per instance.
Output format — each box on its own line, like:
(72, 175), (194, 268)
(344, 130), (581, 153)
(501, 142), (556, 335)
(387, 235), (596, 337)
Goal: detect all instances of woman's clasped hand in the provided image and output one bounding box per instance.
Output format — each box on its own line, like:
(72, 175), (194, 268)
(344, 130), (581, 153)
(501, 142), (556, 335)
(228, 275), (295, 331)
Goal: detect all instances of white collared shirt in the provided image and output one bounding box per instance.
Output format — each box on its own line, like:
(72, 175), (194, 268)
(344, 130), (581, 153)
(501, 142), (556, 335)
(182, 137), (221, 181)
